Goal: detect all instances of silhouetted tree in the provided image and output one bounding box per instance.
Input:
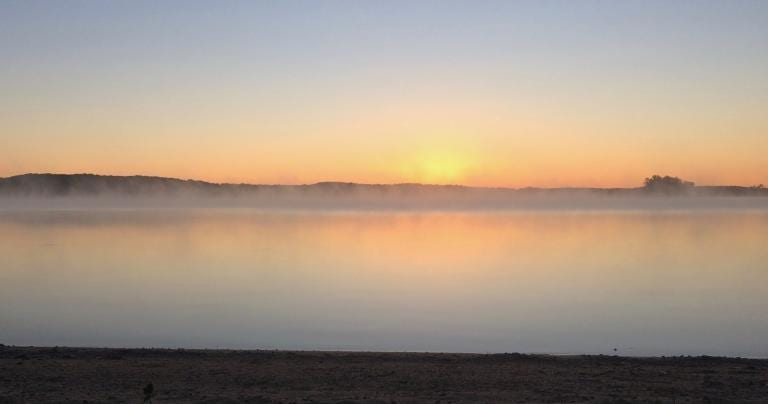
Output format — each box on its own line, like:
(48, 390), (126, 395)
(643, 175), (695, 195)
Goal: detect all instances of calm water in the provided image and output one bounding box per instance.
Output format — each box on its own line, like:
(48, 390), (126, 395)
(1, 209), (767, 357)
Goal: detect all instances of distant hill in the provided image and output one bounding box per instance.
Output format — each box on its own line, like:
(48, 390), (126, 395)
(0, 174), (766, 209)
(0, 173), (222, 197)
(1, 173), (766, 197)
(0, 173), (482, 198)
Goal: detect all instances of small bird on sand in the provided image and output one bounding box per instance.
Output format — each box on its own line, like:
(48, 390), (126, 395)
(142, 383), (154, 403)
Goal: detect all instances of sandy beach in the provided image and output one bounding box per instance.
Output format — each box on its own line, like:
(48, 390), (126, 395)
(2, 345), (767, 403)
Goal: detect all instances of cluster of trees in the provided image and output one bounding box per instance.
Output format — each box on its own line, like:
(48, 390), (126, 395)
(643, 175), (695, 194)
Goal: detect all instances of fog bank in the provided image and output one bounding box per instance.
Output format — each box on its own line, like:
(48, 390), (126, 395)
(1, 173), (767, 210)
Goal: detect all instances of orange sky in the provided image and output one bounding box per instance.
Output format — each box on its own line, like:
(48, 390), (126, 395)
(2, 1), (767, 187)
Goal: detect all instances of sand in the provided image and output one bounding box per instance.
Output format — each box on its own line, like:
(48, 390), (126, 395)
(1, 345), (767, 403)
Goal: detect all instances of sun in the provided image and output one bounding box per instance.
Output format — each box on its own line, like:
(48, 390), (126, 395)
(417, 152), (470, 185)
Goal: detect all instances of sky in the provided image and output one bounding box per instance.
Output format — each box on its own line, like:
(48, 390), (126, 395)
(1, 0), (767, 187)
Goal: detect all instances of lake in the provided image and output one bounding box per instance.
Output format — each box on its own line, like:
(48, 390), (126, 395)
(1, 209), (767, 357)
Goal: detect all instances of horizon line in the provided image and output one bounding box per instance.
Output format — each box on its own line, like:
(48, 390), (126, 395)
(2, 172), (764, 191)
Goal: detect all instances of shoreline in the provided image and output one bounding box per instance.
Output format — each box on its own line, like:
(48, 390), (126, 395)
(3, 345), (767, 402)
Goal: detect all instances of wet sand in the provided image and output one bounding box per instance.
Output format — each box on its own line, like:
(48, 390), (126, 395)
(1, 345), (767, 403)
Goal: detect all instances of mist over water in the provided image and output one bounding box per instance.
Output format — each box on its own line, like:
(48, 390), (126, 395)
(2, 173), (767, 211)
(1, 208), (767, 357)
(3, 193), (768, 211)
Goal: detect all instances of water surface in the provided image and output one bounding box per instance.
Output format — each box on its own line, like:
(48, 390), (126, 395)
(1, 209), (767, 357)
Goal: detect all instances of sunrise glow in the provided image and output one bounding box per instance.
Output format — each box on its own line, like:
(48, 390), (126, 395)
(2, 1), (767, 187)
